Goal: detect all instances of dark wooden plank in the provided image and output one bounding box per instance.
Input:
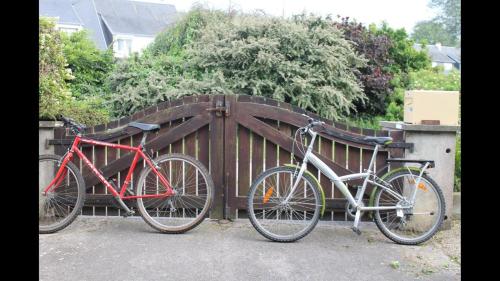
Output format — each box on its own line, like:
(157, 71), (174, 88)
(209, 95), (225, 219)
(224, 95), (238, 219)
(333, 142), (347, 198)
(93, 144), (106, 195)
(251, 131), (264, 184)
(264, 119), (278, 171)
(348, 146), (361, 173)
(117, 136), (132, 188)
(319, 136), (333, 199)
(184, 131), (197, 159)
(237, 125), (251, 197)
(197, 125), (210, 169)
(170, 118), (184, 154)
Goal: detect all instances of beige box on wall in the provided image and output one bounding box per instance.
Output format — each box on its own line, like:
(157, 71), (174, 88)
(404, 90), (460, 125)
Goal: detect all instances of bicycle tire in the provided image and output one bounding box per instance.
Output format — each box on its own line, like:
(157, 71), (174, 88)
(373, 170), (445, 245)
(247, 166), (322, 242)
(135, 153), (214, 233)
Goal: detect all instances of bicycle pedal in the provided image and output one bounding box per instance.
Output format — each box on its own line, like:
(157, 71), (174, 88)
(122, 210), (135, 217)
(351, 227), (362, 236)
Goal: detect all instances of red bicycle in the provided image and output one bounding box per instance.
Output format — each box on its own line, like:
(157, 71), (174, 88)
(39, 116), (214, 234)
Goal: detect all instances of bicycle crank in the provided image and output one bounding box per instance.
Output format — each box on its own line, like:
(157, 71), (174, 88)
(345, 201), (365, 220)
(113, 196), (135, 217)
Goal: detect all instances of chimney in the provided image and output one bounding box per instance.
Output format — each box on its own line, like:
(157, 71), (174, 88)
(436, 42), (442, 51)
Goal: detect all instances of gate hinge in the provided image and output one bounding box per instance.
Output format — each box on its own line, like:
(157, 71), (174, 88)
(206, 100), (230, 117)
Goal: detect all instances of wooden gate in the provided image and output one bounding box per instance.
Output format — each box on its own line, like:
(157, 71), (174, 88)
(50, 94), (409, 221)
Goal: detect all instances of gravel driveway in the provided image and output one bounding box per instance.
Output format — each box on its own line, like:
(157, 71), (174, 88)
(39, 216), (460, 281)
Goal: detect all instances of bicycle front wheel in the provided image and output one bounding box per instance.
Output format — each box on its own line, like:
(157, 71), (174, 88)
(374, 170), (445, 245)
(247, 166), (322, 242)
(136, 154), (214, 233)
(39, 154), (86, 234)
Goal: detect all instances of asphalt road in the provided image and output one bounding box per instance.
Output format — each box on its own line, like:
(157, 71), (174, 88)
(39, 216), (460, 281)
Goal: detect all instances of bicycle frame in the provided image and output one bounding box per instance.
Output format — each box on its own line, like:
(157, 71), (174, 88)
(286, 128), (417, 213)
(42, 135), (174, 200)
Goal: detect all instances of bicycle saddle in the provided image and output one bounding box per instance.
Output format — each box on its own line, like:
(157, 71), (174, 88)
(128, 122), (160, 132)
(363, 136), (393, 145)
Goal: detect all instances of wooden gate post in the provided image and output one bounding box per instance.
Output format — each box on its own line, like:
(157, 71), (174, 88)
(223, 95), (238, 219)
(209, 95), (226, 219)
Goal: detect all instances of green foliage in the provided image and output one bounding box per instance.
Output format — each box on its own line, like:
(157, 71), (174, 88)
(373, 23), (431, 75)
(147, 8), (225, 57)
(334, 17), (394, 116)
(411, 0), (460, 46)
(39, 17), (110, 126)
(343, 115), (384, 130)
(61, 30), (114, 100)
(109, 10), (368, 120)
(39, 17), (74, 120)
(409, 67), (460, 90)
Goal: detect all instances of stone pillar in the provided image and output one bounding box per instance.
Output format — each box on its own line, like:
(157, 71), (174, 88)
(39, 121), (63, 155)
(380, 121), (459, 230)
(39, 121), (64, 202)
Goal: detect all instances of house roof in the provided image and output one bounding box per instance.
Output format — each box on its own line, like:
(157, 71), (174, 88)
(94, 0), (177, 36)
(39, 0), (83, 26)
(39, 0), (177, 50)
(414, 43), (461, 64)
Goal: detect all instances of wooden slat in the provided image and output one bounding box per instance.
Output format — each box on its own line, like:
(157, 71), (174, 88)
(319, 136), (333, 199)
(251, 131), (264, 184)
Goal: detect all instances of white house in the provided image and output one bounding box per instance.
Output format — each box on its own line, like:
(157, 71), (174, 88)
(414, 43), (461, 73)
(39, 0), (178, 58)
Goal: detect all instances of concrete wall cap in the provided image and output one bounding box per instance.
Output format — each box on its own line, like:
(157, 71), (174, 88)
(39, 121), (64, 128)
(379, 121), (460, 132)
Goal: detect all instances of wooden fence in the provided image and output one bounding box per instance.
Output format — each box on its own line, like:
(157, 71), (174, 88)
(49, 94), (409, 221)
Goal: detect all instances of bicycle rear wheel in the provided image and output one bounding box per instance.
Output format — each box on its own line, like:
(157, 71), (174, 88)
(373, 170), (445, 245)
(39, 154), (86, 234)
(247, 166), (321, 242)
(136, 154), (214, 233)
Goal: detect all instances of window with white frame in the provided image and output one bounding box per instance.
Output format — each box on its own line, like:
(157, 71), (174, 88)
(114, 38), (132, 57)
(56, 24), (82, 35)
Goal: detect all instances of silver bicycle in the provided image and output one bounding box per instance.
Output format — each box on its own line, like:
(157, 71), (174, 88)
(247, 116), (445, 245)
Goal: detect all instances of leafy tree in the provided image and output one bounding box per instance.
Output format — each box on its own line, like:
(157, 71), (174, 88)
(412, 20), (455, 46)
(374, 23), (431, 75)
(334, 17), (393, 116)
(39, 17), (109, 125)
(430, 0), (460, 44)
(412, 0), (460, 46)
(39, 17), (74, 120)
(409, 66), (460, 90)
(61, 30), (114, 100)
